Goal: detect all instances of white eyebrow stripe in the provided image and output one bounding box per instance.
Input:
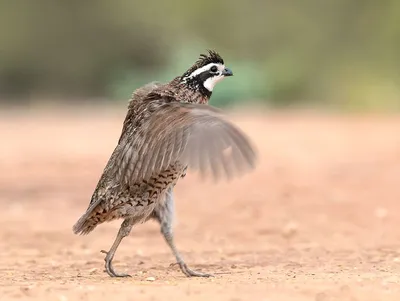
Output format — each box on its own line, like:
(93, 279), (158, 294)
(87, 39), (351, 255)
(185, 63), (225, 79)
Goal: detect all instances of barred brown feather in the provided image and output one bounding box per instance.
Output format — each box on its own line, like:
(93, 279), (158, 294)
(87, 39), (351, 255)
(114, 103), (256, 185)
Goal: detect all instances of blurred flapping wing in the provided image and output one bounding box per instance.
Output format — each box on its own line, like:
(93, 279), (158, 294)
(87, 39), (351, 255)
(115, 102), (257, 185)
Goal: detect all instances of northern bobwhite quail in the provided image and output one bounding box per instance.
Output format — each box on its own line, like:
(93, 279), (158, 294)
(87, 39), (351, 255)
(73, 50), (257, 278)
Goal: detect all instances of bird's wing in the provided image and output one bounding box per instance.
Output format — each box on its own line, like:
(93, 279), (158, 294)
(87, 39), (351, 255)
(130, 81), (163, 101)
(112, 102), (257, 185)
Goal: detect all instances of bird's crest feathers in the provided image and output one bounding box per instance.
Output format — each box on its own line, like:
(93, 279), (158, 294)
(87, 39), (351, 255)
(182, 50), (224, 78)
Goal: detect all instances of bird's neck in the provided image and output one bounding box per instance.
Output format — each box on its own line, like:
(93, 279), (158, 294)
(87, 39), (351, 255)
(170, 77), (211, 104)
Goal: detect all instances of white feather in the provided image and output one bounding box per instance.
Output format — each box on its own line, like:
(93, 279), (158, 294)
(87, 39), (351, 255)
(186, 63), (223, 78)
(203, 75), (225, 91)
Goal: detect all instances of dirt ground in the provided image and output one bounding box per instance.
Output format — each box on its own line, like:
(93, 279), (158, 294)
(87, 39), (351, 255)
(1, 106), (400, 301)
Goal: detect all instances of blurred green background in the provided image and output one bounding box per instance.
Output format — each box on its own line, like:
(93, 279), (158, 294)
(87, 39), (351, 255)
(1, 0), (400, 111)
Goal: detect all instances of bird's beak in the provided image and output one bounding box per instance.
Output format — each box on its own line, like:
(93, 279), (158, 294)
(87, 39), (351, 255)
(222, 67), (233, 77)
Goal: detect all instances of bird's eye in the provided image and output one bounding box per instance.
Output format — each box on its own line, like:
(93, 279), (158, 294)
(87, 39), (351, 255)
(210, 66), (218, 73)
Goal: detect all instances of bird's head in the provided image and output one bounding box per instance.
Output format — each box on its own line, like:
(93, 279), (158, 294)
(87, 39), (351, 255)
(180, 50), (233, 98)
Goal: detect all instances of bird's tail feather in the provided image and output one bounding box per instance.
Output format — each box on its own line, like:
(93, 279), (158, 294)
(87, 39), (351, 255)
(72, 214), (98, 235)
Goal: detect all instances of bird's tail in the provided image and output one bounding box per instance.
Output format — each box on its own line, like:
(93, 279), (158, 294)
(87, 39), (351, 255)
(72, 214), (98, 235)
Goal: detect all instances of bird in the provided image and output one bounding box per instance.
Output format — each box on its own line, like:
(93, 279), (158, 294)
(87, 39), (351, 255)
(73, 50), (257, 278)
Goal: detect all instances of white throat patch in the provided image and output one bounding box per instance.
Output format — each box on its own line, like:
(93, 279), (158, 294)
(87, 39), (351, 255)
(203, 75), (225, 91)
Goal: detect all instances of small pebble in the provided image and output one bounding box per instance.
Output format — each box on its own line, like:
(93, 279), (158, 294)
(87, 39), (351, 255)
(146, 276), (156, 281)
(20, 286), (32, 296)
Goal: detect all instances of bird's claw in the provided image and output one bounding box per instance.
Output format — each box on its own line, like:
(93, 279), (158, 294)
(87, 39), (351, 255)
(102, 250), (131, 278)
(172, 262), (214, 278)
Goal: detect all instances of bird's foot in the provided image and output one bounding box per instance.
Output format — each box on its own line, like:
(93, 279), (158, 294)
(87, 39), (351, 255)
(101, 250), (131, 278)
(170, 262), (213, 278)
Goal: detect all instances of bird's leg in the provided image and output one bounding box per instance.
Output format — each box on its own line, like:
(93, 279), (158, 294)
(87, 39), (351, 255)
(162, 223), (213, 277)
(101, 218), (134, 278)
(154, 188), (213, 277)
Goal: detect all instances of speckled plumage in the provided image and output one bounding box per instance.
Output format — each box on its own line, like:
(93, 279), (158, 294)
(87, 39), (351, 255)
(73, 50), (257, 278)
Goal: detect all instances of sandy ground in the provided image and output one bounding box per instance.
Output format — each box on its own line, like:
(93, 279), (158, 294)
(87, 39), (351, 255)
(1, 107), (400, 301)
